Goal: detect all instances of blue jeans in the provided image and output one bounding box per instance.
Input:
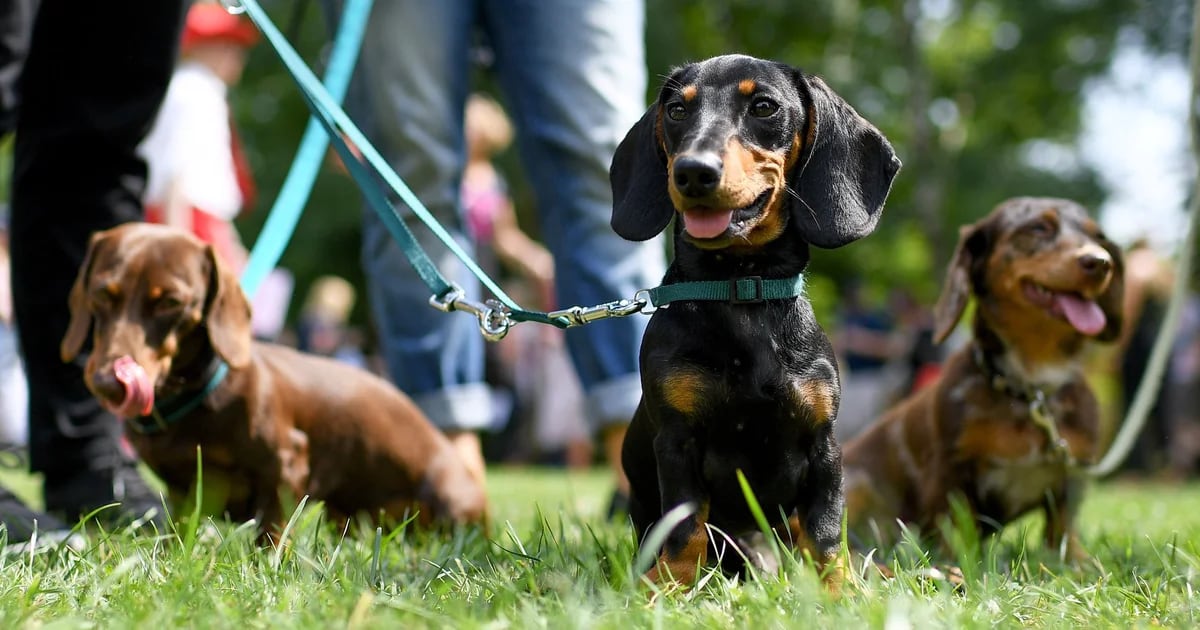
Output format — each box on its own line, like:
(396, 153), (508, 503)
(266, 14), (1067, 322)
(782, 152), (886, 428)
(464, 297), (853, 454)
(341, 0), (664, 432)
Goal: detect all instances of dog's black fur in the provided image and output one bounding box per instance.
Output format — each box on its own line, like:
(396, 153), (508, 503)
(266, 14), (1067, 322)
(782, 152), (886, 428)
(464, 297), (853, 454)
(611, 54), (901, 586)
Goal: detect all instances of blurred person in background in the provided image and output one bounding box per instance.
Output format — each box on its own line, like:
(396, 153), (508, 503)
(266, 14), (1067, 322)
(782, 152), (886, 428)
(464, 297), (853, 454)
(460, 93), (591, 468)
(296, 275), (367, 370)
(833, 281), (906, 442)
(1116, 239), (1177, 474)
(140, 1), (259, 274)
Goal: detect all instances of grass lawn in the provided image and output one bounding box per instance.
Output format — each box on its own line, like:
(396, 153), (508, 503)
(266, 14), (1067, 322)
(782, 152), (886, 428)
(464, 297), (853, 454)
(1, 466), (1198, 628)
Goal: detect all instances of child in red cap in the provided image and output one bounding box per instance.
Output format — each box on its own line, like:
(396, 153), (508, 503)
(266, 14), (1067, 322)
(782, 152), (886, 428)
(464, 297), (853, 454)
(139, 1), (259, 273)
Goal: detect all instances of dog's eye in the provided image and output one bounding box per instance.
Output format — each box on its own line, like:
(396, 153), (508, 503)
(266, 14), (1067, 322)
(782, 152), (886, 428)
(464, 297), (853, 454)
(750, 97), (779, 118)
(666, 103), (688, 121)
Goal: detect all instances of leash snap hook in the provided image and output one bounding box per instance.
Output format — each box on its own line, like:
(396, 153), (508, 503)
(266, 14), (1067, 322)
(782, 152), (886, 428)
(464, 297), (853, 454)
(548, 296), (649, 327)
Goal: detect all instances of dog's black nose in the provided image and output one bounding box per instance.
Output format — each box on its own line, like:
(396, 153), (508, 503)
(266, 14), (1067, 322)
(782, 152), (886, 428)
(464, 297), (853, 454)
(672, 154), (723, 198)
(1078, 251), (1112, 277)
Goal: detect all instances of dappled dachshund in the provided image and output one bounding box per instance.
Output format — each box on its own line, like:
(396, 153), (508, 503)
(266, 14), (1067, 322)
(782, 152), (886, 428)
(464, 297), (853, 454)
(611, 54), (901, 588)
(842, 197), (1123, 562)
(62, 223), (487, 540)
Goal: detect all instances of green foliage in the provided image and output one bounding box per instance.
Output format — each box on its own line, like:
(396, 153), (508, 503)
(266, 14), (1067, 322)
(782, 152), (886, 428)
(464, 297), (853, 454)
(2, 469), (1200, 627)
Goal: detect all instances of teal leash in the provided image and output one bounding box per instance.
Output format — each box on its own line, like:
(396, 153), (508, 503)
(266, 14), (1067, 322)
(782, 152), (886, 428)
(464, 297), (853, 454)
(223, 0), (807, 340)
(238, 0), (372, 297)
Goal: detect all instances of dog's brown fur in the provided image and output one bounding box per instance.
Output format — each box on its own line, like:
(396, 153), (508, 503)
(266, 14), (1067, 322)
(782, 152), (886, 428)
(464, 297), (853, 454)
(62, 223), (487, 539)
(842, 197), (1123, 561)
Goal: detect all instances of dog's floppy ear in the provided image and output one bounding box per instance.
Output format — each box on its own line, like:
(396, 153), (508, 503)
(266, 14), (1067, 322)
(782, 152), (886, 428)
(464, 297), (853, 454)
(61, 231), (106, 362)
(790, 72), (902, 249)
(1094, 232), (1125, 343)
(610, 104), (674, 241)
(933, 222), (991, 344)
(203, 245), (253, 369)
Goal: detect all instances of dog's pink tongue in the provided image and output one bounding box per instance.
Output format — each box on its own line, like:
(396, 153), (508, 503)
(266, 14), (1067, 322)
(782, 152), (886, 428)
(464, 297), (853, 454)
(111, 356), (154, 418)
(1054, 293), (1106, 336)
(683, 209), (734, 239)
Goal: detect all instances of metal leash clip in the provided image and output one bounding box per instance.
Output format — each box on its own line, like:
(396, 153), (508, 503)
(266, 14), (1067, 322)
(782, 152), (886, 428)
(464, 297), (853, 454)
(1029, 390), (1074, 465)
(548, 293), (650, 328)
(429, 286), (513, 341)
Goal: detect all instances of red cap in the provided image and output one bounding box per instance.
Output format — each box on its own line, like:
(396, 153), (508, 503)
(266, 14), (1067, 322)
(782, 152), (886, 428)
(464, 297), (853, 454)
(181, 4), (259, 52)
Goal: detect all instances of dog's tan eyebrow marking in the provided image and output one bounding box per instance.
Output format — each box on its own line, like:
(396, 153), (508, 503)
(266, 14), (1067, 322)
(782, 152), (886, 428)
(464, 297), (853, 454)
(104, 281), (121, 297)
(147, 286), (163, 300)
(738, 79), (756, 95)
(680, 85), (698, 102)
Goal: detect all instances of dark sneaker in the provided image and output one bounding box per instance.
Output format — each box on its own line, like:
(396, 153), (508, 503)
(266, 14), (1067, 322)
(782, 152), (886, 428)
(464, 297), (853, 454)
(0, 485), (68, 544)
(43, 460), (166, 532)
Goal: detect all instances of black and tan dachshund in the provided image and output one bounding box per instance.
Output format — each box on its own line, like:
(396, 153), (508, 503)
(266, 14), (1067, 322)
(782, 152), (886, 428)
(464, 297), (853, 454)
(610, 54), (901, 590)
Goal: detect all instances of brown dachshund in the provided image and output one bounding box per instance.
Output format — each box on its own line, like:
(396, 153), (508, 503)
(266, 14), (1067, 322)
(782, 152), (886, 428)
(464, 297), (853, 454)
(61, 223), (487, 539)
(610, 54), (901, 589)
(842, 197), (1123, 562)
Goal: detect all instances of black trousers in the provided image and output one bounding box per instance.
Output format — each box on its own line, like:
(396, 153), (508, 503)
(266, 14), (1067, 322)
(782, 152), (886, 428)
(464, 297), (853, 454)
(5, 0), (185, 489)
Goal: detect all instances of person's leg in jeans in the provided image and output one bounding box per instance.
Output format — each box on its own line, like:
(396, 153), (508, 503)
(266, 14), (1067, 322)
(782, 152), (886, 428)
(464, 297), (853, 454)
(347, 1), (492, 484)
(483, 0), (665, 499)
(9, 0), (185, 526)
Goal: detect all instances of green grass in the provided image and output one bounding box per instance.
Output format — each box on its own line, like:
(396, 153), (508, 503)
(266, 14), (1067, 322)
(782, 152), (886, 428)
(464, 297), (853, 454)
(1, 468), (1198, 628)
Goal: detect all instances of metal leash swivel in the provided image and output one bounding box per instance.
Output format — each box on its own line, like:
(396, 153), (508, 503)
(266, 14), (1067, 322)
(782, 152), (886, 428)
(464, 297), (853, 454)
(428, 286), (513, 342)
(548, 290), (653, 327)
